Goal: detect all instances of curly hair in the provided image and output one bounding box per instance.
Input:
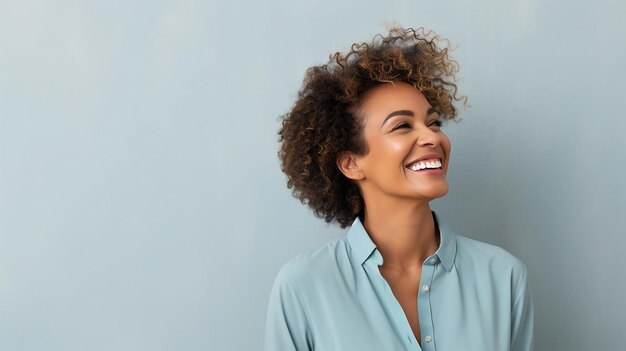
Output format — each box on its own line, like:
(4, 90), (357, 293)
(278, 27), (466, 229)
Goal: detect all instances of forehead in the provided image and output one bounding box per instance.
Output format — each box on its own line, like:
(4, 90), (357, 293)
(357, 82), (432, 123)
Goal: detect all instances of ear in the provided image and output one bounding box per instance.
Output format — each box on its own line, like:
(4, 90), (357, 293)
(336, 152), (364, 181)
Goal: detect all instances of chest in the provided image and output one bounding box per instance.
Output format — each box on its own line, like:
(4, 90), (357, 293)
(379, 268), (423, 341)
(302, 260), (513, 351)
(381, 269), (421, 307)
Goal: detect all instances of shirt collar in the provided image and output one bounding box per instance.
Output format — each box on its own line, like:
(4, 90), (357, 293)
(432, 210), (457, 272)
(346, 210), (457, 272)
(346, 216), (378, 266)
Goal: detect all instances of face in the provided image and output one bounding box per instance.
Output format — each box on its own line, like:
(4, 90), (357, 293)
(343, 82), (451, 203)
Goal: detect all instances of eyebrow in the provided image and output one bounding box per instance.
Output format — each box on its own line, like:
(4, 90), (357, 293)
(380, 107), (439, 128)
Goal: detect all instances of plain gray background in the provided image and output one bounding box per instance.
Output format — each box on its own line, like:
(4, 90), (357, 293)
(1, 0), (625, 350)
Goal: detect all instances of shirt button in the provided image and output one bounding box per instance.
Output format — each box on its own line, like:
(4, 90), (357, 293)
(422, 284), (430, 292)
(429, 258), (437, 264)
(425, 335), (433, 343)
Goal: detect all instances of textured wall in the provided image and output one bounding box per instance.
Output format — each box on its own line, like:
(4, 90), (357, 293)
(1, 0), (624, 350)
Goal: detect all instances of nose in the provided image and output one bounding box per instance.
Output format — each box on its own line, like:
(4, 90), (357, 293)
(416, 126), (442, 147)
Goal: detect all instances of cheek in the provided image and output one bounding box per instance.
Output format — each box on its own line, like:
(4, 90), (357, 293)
(368, 136), (407, 158)
(440, 133), (452, 168)
(386, 139), (410, 154)
(441, 133), (451, 154)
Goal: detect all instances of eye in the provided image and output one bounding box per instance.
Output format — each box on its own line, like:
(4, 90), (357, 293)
(429, 119), (443, 128)
(392, 122), (411, 131)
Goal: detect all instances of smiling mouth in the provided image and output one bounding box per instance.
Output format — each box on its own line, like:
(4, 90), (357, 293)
(406, 158), (443, 172)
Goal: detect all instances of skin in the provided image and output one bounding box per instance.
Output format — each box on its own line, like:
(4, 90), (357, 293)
(336, 81), (452, 344)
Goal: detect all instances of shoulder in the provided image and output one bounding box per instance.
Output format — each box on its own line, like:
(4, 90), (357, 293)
(272, 238), (350, 292)
(454, 233), (528, 278)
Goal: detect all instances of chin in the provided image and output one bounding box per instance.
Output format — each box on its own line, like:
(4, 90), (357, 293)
(420, 184), (449, 200)
(431, 189), (449, 200)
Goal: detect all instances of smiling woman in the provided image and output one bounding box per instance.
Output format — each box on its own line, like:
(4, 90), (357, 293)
(266, 27), (534, 351)
(339, 82), (452, 206)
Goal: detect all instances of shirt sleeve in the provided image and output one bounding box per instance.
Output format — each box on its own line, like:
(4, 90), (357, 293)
(264, 266), (312, 351)
(510, 263), (534, 351)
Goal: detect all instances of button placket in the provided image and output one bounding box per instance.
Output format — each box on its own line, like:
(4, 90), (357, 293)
(418, 259), (438, 350)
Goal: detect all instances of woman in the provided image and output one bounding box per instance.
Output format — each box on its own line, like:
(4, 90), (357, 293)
(265, 27), (534, 351)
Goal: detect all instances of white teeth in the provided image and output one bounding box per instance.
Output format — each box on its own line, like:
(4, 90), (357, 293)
(408, 159), (442, 171)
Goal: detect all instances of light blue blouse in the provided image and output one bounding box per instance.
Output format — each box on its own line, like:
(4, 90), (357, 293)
(264, 211), (534, 351)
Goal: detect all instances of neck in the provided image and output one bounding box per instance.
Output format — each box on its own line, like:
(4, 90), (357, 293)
(362, 199), (440, 272)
